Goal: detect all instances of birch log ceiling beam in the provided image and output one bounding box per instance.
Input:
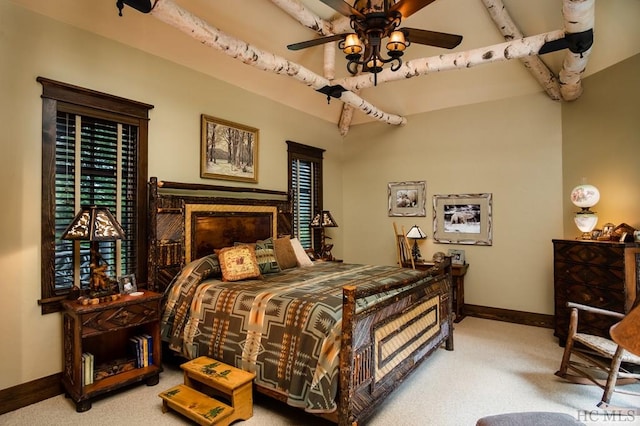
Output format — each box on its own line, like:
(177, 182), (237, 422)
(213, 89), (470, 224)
(267, 0), (356, 133)
(481, 0), (561, 101)
(482, 0), (594, 102)
(332, 30), (569, 91)
(123, 0), (595, 134)
(558, 0), (594, 101)
(269, 0), (593, 134)
(148, 0), (407, 126)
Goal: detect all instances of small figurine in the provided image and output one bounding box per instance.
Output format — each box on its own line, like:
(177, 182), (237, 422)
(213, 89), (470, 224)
(90, 262), (112, 292)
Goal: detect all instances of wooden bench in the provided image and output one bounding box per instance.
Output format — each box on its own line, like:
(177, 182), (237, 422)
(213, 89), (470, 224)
(159, 356), (255, 425)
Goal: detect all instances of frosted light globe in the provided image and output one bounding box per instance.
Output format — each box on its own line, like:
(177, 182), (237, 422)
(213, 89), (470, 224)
(570, 184), (600, 208)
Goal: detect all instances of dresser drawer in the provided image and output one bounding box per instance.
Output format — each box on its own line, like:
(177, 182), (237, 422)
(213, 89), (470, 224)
(553, 241), (626, 267)
(554, 261), (625, 290)
(79, 300), (160, 337)
(554, 282), (626, 340)
(555, 282), (626, 313)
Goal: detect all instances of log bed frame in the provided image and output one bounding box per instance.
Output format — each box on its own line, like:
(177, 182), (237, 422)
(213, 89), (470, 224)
(147, 177), (454, 425)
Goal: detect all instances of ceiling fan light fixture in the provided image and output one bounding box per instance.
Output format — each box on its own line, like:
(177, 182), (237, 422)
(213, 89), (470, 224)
(386, 30), (407, 52)
(366, 57), (384, 73)
(343, 33), (364, 55)
(287, 0), (462, 87)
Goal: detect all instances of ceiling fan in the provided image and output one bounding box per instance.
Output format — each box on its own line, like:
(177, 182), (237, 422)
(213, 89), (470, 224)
(287, 0), (463, 85)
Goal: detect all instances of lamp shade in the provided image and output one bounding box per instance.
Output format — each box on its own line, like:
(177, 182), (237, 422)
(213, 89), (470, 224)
(310, 211), (338, 228)
(386, 31), (407, 52)
(343, 33), (363, 55)
(406, 225), (426, 239)
(570, 183), (600, 209)
(61, 205), (125, 241)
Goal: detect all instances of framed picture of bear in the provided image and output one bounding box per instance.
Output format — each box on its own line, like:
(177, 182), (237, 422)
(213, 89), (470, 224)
(433, 193), (493, 245)
(388, 181), (426, 217)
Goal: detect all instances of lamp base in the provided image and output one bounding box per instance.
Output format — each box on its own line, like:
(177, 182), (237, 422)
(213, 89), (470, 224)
(412, 240), (422, 262)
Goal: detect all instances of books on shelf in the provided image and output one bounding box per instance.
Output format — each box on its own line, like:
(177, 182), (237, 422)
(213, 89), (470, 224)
(128, 333), (154, 368)
(82, 352), (94, 386)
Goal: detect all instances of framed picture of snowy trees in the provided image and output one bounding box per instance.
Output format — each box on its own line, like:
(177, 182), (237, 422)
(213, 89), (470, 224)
(201, 114), (259, 183)
(433, 193), (493, 245)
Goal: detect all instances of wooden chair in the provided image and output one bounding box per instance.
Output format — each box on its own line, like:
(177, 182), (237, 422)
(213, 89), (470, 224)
(393, 222), (414, 269)
(555, 301), (640, 409)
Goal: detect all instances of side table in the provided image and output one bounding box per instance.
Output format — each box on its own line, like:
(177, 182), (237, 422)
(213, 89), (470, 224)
(413, 261), (469, 322)
(61, 290), (163, 412)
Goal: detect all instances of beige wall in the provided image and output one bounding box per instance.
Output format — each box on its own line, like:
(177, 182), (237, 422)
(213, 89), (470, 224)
(342, 93), (564, 315)
(0, 2), (343, 390)
(562, 54), (640, 234)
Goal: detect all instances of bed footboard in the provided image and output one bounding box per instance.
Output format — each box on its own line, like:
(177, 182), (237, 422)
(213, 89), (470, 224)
(339, 263), (453, 426)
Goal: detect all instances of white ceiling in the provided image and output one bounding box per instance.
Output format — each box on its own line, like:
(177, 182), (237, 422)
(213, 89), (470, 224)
(10, 0), (640, 127)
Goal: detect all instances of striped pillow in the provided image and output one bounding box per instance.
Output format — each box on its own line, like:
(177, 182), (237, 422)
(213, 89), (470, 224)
(253, 237), (282, 274)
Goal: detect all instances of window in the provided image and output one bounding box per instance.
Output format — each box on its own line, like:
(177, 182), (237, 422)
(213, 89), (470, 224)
(287, 141), (324, 251)
(38, 78), (153, 314)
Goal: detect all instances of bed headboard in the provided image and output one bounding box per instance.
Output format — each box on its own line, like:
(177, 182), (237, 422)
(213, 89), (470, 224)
(147, 177), (292, 292)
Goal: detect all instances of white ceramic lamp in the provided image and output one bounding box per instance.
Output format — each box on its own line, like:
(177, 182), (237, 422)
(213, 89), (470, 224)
(570, 183), (600, 239)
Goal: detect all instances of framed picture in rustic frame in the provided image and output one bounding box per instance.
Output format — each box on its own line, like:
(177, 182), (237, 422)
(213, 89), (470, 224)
(201, 114), (259, 183)
(447, 249), (466, 265)
(433, 193), (493, 245)
(117, 274), (137, 295)
(388, 181), (426, 217)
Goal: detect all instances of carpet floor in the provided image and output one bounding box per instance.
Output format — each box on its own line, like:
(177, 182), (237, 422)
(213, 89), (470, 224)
(2, 317), (639, 425)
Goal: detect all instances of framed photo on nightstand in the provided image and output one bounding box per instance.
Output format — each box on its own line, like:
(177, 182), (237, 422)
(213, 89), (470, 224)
(448, 249), (465, 265)
(117, 274), (137, 294)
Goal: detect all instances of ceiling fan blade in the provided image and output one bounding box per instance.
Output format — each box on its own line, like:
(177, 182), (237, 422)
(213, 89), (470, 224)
(287, 33), (348, 51)
(539, 38), (569, 55)
(390, 0), (438, 19)
(319, 0), (365, 18)
(401, 28), (462, 49)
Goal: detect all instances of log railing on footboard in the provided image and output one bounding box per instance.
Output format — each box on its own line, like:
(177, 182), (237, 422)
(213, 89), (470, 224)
(339, 260), (454, 425)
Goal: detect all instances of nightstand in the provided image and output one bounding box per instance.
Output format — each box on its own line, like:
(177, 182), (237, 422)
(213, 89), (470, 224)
(61, 290), (163, 412)
(413, 261), (469, 323)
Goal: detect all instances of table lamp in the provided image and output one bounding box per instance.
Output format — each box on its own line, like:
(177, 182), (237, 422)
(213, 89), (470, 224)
(61, 205), (125, 294)
(406, 225), (427, 262)
(570, 181), (600, 239)
(310, 210), (338, 260)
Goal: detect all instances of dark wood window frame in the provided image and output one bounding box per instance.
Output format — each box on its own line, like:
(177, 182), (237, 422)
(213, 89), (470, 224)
(287, 141), (324, 251)
(38, 77), (153, 314)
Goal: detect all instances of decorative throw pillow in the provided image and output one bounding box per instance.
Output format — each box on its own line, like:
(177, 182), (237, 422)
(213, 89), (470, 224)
(218, 245), (261, 282)
(252, 238), (281, 274)
(290, 237), (314, 267)
(273, 236), (298, 270)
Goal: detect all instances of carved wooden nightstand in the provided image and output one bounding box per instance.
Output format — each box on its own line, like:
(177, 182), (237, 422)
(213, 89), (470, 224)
(61, 290), (163, 412)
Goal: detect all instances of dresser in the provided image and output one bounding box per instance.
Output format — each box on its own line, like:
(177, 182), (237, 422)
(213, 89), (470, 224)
(553, 239), (640, 345)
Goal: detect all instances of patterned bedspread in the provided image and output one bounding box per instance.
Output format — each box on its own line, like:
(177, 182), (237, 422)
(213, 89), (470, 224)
(160, 258), (436, 413)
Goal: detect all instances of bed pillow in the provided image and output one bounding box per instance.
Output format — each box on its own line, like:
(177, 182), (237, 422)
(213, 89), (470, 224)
(290, 237), (314, 267)
(252, 237), (281, 274)
(273, 236), (298, 270)
(218, 245), (261, 282)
